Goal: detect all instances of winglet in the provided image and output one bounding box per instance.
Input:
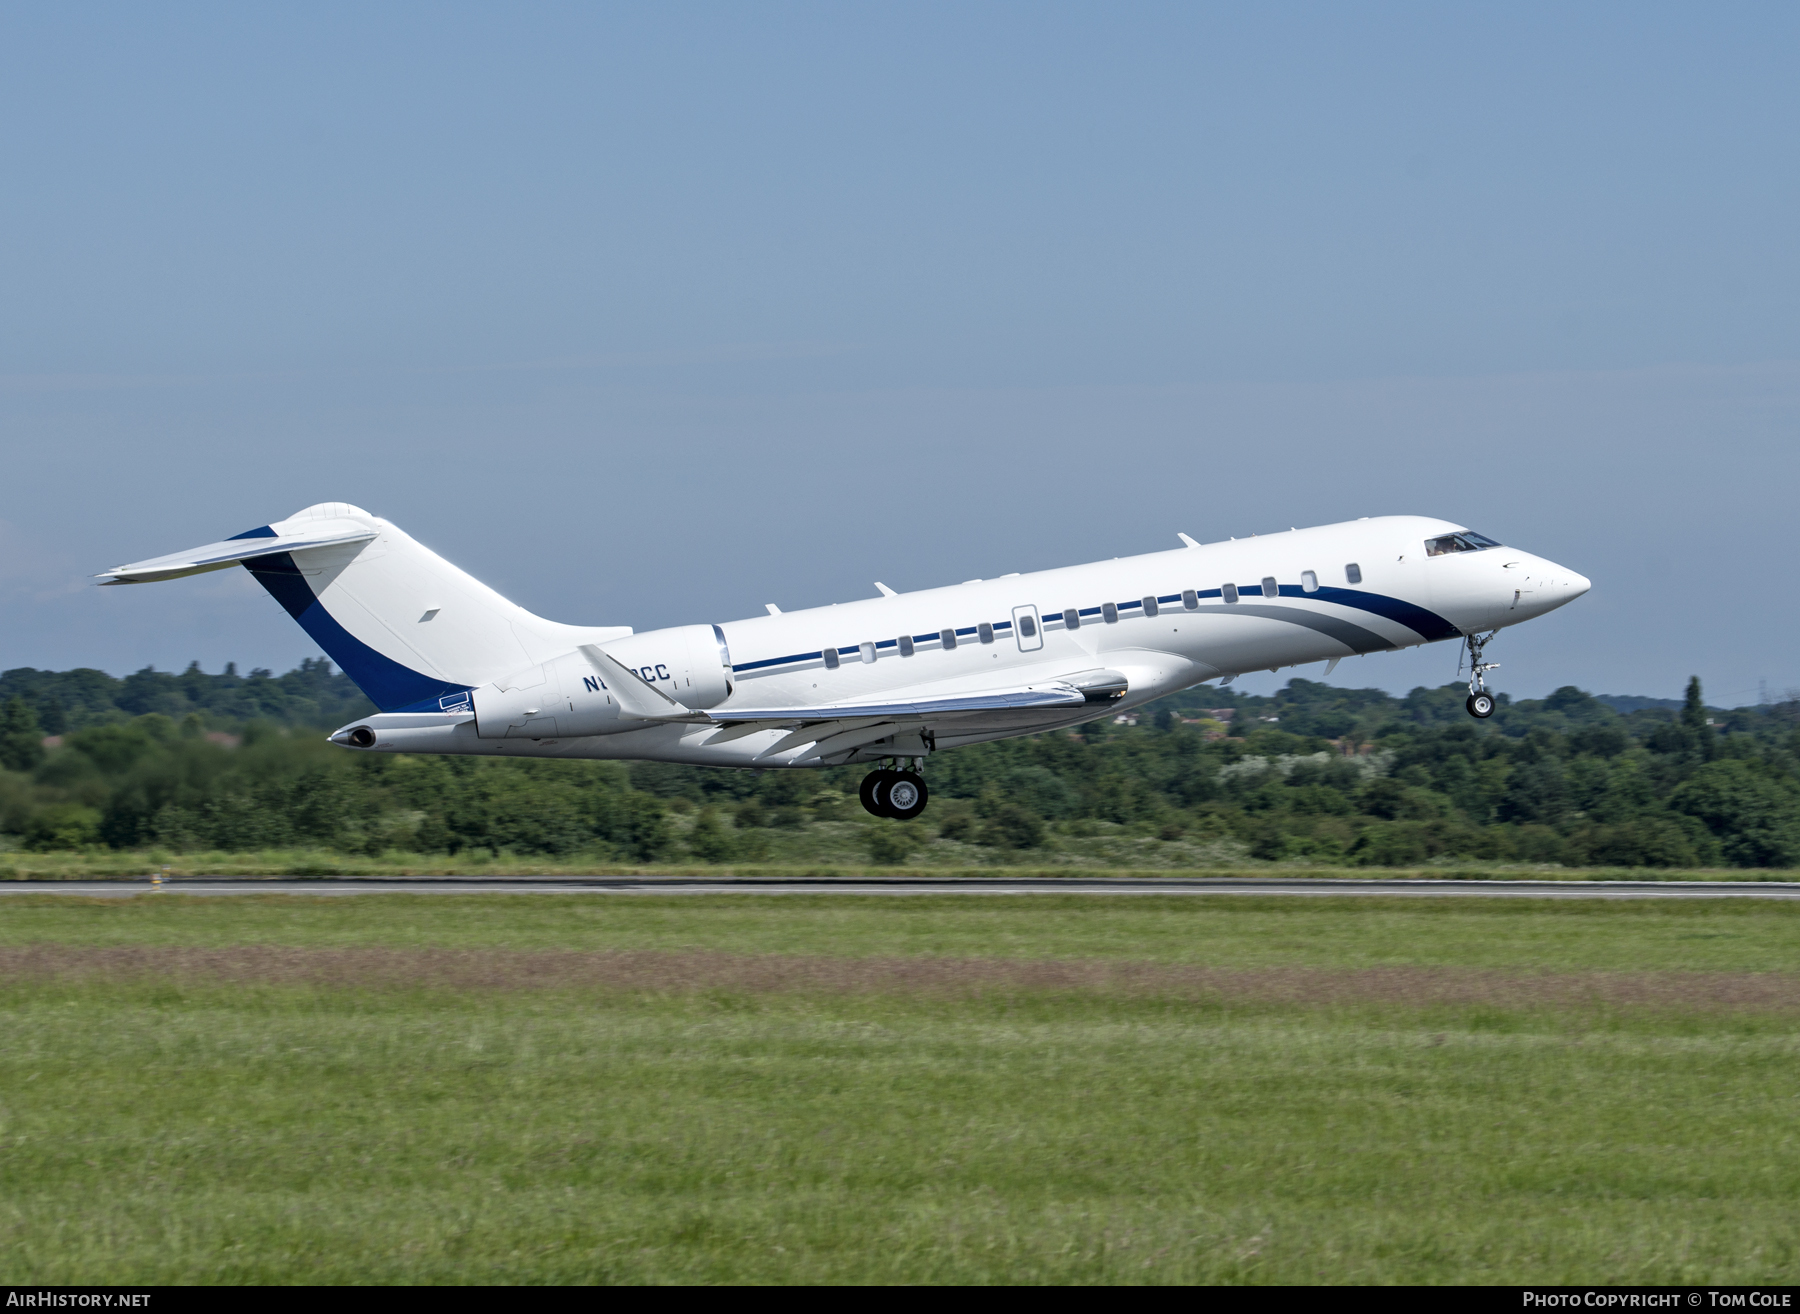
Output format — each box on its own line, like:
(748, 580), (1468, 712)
(1177, 533), (1200, 549)
(874, 582), (897, 598)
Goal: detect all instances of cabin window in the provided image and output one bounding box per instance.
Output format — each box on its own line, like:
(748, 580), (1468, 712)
(1102, 602), (1119, 624)
(1181, 589), (1199, 611)
(898, 634), (915, 657)
(1345, 563), (1362, 584)
(1017, 613), (1037, 638)
(859, 641), (877, 664)
(1261, 576), (1278, 598)
(978, 622), (995, 644)
(822, 647), (840, 670)
(1301, 570), (1318, 593)
(940, 628), (957, 650)
(1141, 595), (1159, 618)
(1063, 608), (1080, 630)
(1223, 583), (1239, 604)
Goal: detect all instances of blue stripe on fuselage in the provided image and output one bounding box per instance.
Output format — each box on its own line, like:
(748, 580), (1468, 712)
(1285, 585), (1459, 642)
(727, 585), (1458, 674)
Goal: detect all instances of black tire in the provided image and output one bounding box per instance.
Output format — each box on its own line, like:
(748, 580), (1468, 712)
(884, 771), (929, 821)
(859, 770), (896, 817)
(1466, 692), (1496, 719)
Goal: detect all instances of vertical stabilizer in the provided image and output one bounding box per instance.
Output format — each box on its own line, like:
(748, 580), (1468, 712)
(100, 503), (632, 712)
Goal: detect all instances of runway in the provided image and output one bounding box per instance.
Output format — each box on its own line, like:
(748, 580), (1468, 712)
(5, 877), (1800, 899)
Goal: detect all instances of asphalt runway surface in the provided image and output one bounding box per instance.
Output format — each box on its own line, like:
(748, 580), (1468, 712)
(5, 877), (1800, 899)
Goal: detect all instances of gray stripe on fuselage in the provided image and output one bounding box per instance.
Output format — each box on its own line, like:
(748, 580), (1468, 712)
(1211, 604), (1397, 653)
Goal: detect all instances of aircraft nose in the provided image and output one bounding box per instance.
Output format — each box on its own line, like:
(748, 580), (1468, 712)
(1542, 558), (1591, 597)
(1533, 559), (1591, 613)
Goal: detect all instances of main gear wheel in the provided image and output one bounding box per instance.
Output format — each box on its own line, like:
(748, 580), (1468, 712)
(859, 769), (896, 817)
(884, 770), (929, 820)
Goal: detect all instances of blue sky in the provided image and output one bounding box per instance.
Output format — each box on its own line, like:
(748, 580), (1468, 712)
(3, 3), (1797, 703)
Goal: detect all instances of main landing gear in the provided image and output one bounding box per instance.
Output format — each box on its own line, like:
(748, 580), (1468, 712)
(861, 762), (930, 820)
(1462, 630), (1499, 719)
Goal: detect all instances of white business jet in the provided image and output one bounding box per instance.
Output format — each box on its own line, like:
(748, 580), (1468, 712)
(99, 504), (1590, 820)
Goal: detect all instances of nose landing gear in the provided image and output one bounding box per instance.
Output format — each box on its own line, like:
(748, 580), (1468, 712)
(860, 760), (930, 820)
(1462, 630), (1499, 719)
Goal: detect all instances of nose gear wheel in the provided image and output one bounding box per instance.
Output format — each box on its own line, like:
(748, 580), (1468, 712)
(1460, 631), (1500, 719)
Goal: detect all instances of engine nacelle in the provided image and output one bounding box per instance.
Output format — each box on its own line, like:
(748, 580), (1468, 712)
(601, 624), (733, 709)
(471, 625), (732, 741)
(472, 650), (626, 740)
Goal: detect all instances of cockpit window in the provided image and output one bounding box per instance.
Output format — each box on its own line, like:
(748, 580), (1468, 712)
(1425, 531), (1503, 557)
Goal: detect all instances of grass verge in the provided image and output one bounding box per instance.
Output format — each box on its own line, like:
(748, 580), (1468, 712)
(0, 849), (1792, 881)
(0, 895), (1795, 1283)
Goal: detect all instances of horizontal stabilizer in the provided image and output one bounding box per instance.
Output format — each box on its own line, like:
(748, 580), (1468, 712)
(96, 527), (379, 584)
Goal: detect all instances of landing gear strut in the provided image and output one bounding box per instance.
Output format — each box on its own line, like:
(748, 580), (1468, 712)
(860, 760), (929, 820)
(1462, 630), (1499, 719)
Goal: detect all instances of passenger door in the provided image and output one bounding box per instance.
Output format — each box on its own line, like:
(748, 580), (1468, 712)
(1012, 604), (1043, 652)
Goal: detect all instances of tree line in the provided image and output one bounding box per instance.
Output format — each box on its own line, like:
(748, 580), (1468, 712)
(0, 659), (372, 735)
(1, 659), (1797, 867)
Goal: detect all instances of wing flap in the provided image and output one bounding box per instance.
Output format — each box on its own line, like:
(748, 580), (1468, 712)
(794, 720), (908, 761)
(760, 716), (891, 757)
(697, 670), (1128, 758)
(707, 684), (1089, 725)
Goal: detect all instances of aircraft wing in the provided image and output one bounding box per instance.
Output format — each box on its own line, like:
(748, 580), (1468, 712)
(96, 527), (379, 584)
(696, 670), (1127, 762)
(706, 684), (1090, 724)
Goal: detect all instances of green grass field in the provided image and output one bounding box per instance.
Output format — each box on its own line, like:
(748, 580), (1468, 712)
(1, 894), (1797, 1283)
